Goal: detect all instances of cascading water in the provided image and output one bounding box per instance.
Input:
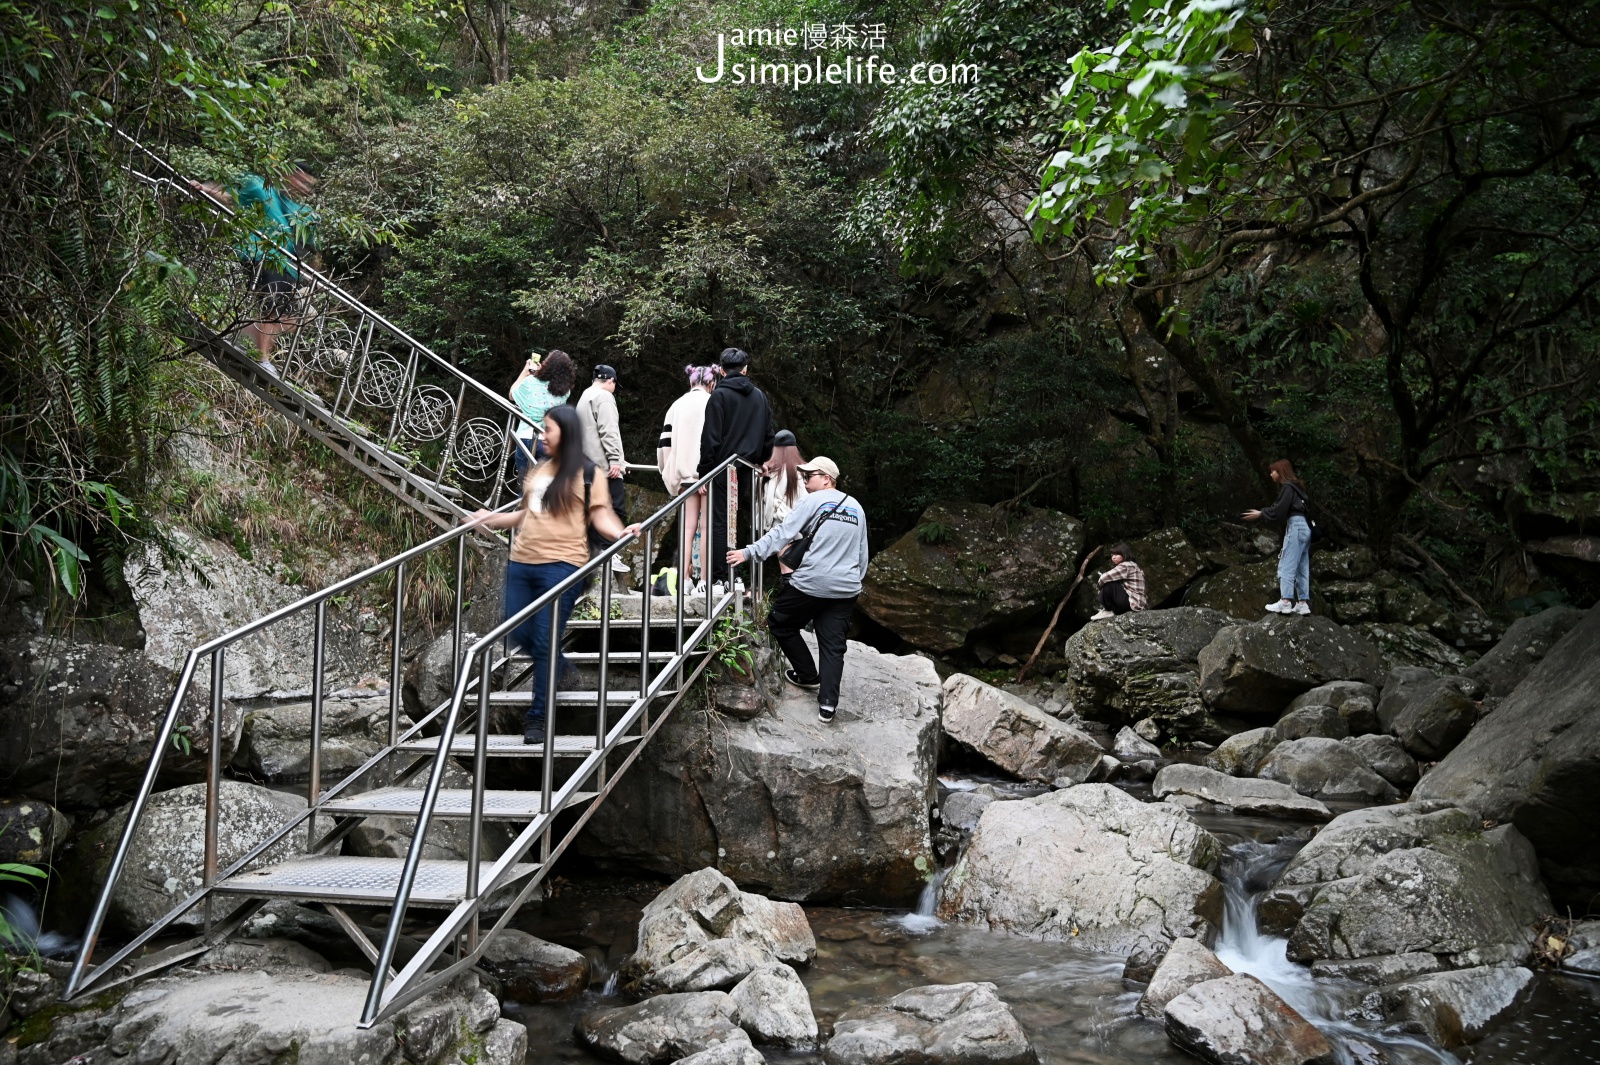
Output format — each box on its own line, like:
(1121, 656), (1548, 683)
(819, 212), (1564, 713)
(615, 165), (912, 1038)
(893, 866), (949, 934)
(1211, 839), (1460, 1065)
(1, 893), (78, 958)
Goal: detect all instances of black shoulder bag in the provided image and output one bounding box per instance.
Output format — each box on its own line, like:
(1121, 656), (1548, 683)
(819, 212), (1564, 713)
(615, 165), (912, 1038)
(777, 501), (841, 572)
(1289, 483), (1323, 545)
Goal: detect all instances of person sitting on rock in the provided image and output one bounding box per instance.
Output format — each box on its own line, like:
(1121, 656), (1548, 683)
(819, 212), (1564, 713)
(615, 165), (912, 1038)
(726, 456), (866, 725)
(1091, 543), (1147, 620)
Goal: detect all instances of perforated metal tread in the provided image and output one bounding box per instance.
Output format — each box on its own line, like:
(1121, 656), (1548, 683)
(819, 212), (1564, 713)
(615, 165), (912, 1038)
(558, 651), (679, 663)
(487, 690), (645, 705)
(320, 787), (597, 820)
(565, 617), (684, 628)
(395, 733), (638, 757)
(214, 855), (539, 907)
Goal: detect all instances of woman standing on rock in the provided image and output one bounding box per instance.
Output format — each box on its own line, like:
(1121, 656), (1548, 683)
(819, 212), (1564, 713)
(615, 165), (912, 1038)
(467, 404), (641, 744)
(657, 364), (717, 591)
(1242, 459), (1313, 616)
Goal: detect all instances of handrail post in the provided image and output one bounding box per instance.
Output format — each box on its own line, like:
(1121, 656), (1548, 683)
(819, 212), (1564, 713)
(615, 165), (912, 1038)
(639, 528), (653, 706)
(596, 559), (612, 791)
(389, 560), (405, 747)
(310, 601), (327, 842)
(204, 647), (225, 932)
(452, 534), (466, 688)
(467, 650), (489, 950)
(540, 599), (558, 859)
(675, 496), (686, 688)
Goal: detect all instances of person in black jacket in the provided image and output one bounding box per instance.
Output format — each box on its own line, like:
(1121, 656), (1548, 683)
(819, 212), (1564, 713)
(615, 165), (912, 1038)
(1242, 459), (1313, 615)
(699, 347), (775, 584)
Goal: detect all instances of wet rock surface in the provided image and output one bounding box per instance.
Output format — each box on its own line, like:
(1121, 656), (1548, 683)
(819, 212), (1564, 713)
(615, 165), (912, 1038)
(1380, 965), (1534, 1048)
(482, 928), (592, 1002)
(1267, 803), (1551, 967)
(942, 674), (1105, 786)
(579, 637), (940, 904)
(623, 868), (815, 995)
(1137, 938), (1232, 1020)
(1203, 727), (1280, 777)
(823, 982), (1038, 1065)
(1163, 973), (1336, 1065)
(938, 784), (1223, 960)
(576, 991), (751, 1064)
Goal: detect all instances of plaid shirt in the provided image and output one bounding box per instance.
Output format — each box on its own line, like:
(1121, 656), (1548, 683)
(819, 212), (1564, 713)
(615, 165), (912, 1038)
(1098, 560), (1148, 610)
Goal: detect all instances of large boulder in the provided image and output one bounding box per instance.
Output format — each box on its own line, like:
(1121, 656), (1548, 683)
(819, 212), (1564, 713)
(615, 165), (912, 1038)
(1311, 546), (1378, 581)
(233, 697), (399, 780)
(1162, 974), (1335, 1065)
(728, 963), (817, 1048)
(1262, 803), (1551, 967)
(75, 780), (309, 932)
(1182, 559), (1281, 619)
(0, 637), (242, 811)
(1466, 606), (1584, 698)
(1197, 617), (1386, 715)
(860, 502), (1084, 652)
(576, 992), (752, 1065)
(937, 785), (1223, 964)
(1062, 608), (1235, 739)
(624, 868), (815, 995)
(1152, 764), (1332, 821)
(1202, 727), (1280, 777)
(12, 965), (521, 1065)
(1386, 676), (1481, 761)
(1137, 938), (1233, 1019)
(1285, 681), (1379, 734)
(1272, 704), (1347, 742)
(1414, 605), (1600, 907)
(823, 982), (1037, 1065)
(1340, 734), (1419, 789)
(1072, 528), (1206, 617)
(941, 674), (1104, 786)
(481, 929), (591, 1002)
(1257, 737), (1399, 801)
(579, 637), (940, 904)
(1380, 966), (1533, 1048)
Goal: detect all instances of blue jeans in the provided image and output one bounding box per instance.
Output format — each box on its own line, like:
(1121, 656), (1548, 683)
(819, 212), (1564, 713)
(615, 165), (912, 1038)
(504, 560), (581, 726)
(1278, 516), (1312, 601)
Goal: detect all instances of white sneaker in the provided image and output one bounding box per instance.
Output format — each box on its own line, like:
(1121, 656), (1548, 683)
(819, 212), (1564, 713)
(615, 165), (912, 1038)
(611, 556), (630, 573)
(1090, 610), (1114, 621)
(257, 359), (278, 376)
(1293, 601), (1312, 615)
(1265, 599), (1294, 614)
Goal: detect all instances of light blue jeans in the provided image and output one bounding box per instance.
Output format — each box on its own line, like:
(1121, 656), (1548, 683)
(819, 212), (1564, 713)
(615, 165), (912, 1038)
(1279, 515), (1312, 601)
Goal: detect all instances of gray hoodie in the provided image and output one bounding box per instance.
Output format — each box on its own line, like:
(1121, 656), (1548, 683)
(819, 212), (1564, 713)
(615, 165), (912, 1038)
(743, 488), (868, 599)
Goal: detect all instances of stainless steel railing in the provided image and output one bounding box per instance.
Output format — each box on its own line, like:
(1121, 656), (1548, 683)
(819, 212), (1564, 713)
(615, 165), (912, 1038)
(64, 451), (776, 1020)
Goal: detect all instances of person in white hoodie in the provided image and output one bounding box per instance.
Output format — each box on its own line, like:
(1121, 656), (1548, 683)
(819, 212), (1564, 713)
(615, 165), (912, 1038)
(657, 365), (717, 588)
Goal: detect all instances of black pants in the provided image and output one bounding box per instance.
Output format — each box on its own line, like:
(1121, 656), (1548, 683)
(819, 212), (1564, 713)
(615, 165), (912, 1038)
(768, 584), (856, 708)
(586, 476), (628, 557)
(1099, 580), (1132, 615)
(707, 464), (755, 584)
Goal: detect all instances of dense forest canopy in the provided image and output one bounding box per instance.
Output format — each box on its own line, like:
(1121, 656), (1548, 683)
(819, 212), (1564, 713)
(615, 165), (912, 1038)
(2, 0), (1597, 612)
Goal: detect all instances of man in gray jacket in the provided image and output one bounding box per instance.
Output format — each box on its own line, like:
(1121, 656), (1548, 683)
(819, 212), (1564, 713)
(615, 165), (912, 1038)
(727, 457), (866, 724)
(577, 364), (629, 572)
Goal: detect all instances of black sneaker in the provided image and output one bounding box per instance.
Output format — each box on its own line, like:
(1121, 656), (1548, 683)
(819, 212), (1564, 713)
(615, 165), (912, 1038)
(818, 705), (836, 724)
(523, 724), (546, 746)
(785, 669), (821, 691)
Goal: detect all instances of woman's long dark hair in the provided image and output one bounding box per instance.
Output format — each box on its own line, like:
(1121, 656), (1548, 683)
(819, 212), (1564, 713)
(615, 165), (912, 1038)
(526, 404), (591, 520)
(534, 349), (576, 397)
(1269, 459), (1305, 488)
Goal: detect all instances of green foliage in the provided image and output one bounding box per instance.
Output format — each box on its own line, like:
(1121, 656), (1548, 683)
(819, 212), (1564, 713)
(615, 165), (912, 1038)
(710, 612), (759, 677)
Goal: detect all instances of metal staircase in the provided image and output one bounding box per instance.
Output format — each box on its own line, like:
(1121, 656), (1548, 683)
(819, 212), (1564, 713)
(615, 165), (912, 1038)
(66, 137), (776, 1024)
(123, 135), (535, 529)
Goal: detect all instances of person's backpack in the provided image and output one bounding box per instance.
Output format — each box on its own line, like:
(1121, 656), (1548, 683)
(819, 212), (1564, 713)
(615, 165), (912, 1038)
(651, 567), (678, 596)
(1288, 483), (1324, 546)
(777, 500), (842, 572)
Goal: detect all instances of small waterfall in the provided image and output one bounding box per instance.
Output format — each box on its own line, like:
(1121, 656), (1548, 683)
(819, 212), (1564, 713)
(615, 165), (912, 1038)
(893, 866), (949, 934)
(1212, 840), (1460, 1065)
(1, 893), (78, 958)
(601, 968), (620, 996)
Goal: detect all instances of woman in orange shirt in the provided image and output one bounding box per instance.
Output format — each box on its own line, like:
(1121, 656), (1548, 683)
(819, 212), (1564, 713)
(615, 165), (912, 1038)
(468, 404), (640, 744)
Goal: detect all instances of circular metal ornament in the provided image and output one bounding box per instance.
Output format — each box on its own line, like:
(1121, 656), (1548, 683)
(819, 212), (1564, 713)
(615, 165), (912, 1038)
(453, 418), (505, 473)
(354, 354), (406, 408)
(404, 385), (455, 442)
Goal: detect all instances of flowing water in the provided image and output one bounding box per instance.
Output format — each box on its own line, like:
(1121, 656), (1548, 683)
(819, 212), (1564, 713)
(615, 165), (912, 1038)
(504, 803), (1600, 1065)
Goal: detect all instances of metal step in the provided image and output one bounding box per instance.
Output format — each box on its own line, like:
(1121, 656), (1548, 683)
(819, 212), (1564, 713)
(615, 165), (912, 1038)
(395, 733), (638, 758)
(487, 689), (651, 706)
(540, 651), (680, 664)
(321, 787), (596, 820)
(566, 616), (689, 629)
(214, 855), (538, 907)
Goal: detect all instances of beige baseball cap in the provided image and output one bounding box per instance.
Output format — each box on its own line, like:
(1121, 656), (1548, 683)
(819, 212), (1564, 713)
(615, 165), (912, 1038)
(797, 456), (840, 480)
